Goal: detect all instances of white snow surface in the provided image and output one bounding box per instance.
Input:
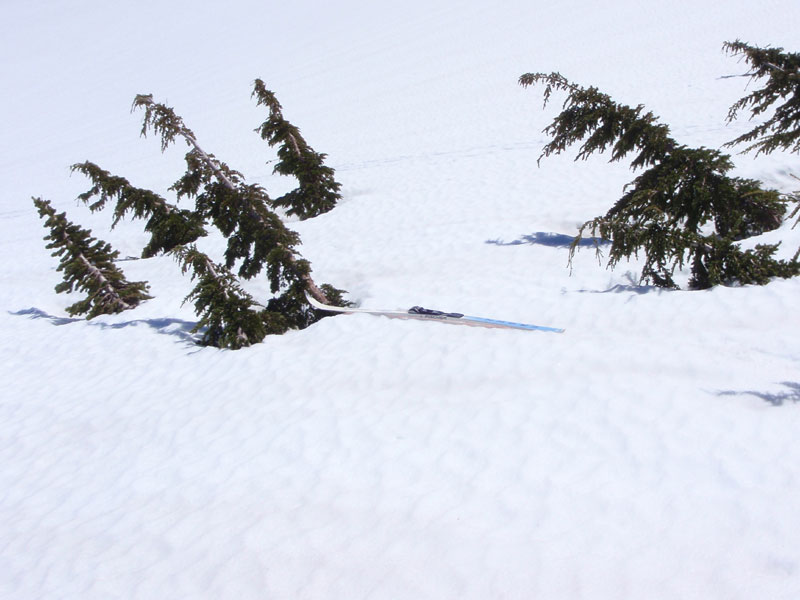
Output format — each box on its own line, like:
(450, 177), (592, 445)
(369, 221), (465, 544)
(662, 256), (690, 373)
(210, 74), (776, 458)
(2, 1), (800, 598)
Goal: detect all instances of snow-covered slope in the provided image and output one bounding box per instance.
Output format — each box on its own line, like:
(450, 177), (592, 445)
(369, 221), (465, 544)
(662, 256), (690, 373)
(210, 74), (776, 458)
(2, 1), (800, 598)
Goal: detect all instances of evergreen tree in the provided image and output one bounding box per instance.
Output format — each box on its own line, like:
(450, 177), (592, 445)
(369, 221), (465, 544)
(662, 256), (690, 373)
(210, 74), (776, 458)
(131, 92), (347, 330)
(72, 161), (207, 258)
(252, 79), (342, 219)
(33, 197), (151, 318)
(519, 71), (798, 289)
(35, 86), (346, 349)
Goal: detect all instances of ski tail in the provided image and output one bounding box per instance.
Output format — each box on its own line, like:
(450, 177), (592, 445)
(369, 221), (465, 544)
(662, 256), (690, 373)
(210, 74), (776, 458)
(461, 315), (564, 333)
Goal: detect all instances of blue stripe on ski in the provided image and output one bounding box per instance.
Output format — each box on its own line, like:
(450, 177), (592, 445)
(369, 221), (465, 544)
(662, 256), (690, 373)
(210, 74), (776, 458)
(407, 305), (563, 332)
(462, 315), (564, 333)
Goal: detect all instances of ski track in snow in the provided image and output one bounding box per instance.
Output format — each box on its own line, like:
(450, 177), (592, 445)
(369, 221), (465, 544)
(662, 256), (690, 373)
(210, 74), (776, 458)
(2, 1), (800, 599)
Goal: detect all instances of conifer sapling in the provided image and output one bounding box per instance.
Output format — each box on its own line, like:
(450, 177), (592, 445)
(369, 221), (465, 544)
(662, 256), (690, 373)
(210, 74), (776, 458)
(520, 70), (798, 289)
(35, 84), (348, 349)
(33, 197), (151, 318)
(131, 92), (346, 324)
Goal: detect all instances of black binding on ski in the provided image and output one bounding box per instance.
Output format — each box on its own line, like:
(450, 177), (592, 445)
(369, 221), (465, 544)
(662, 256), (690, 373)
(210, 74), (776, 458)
(408, 306), (464, 318)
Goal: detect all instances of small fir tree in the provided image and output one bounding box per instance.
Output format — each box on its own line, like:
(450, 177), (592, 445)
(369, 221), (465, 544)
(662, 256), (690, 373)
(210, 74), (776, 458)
(131, 92), (345, 327)
(33, 197), (151, 318)
(252, 79), (342, 219)
(38, 85), (348, 349)
(519, 71), (799, 289)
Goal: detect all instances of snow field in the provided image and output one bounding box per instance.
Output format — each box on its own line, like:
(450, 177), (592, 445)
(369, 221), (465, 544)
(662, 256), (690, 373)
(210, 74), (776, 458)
(2, 0), (800, 598)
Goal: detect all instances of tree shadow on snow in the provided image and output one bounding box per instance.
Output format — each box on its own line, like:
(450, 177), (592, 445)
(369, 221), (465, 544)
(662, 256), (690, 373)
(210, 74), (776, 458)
(487, 234), (667, 295)
(10, 307), (199, 346)
(486, 231), (610, 249)
(718, 382), (800, 407)
(11, 307), (81, 326)
(577, 273), (669, 295)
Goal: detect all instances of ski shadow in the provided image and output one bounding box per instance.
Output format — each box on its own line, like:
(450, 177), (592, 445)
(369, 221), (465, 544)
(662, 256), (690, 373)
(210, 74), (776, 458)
(10, 307), (199, 347)
(718, 382), (800, 407)
(486, 231), (610, 249)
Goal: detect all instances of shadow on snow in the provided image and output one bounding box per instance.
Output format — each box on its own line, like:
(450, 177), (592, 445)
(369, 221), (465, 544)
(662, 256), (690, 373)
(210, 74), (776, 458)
(486, 231), (610, 249)
(718, 382), (800, 407)
(10, 307), (199, 346)
(577, 271), (671, 295)
(488, 233), (670, 295)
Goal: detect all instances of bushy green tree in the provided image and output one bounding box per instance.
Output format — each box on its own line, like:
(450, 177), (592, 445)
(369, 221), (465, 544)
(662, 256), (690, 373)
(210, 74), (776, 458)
(40, 84), (347, 349)
(33, 197), (151, 318)
(131, 93), (345, 330)
(252, 79), (342, 219)
(520, 66), (799, 289)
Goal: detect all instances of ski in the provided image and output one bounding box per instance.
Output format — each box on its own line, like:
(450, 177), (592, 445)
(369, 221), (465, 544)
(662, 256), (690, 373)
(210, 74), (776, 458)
(307, 294), (564, 333)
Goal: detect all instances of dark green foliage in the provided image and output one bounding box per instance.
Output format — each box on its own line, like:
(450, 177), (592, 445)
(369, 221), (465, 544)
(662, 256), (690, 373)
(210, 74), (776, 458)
(690, 238), (798, 289)
(170, 148), (244, 202)
(172, 245), (344, 348)
(723, 41), (800, 156)
(173, 245), (276, 349)
(130, 91), (349, 339)
(133, 95), (303, 282)
(132, 94), (197, 152)
(252, 79), (342, 219)
(132, 94), (244, 191)
(72, 161), (207, 258)
(36, 87), (347, 349)
(175, 158), (302, 283)
(520, 71), (798, 289)
(723, 41), (800, 233)
(33, 197), (151, 318)
(519, 73), (676, 168)
(316, 283), (350, 308)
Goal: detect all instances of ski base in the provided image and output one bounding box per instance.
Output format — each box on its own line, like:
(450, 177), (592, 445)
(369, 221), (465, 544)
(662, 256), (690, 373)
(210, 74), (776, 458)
(307, 294), (564, 333)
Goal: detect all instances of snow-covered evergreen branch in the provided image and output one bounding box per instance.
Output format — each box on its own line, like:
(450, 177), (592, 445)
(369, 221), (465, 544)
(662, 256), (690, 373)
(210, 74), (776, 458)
(522, 69), (799, 289)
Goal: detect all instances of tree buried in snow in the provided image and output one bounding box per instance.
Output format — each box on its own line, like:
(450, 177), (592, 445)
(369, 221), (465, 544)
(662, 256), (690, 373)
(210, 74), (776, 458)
(130, 92), (342, 311)
(33, 197), (151, 318)
(521, 41), (800, 289)
(35, 82), (347, 349)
